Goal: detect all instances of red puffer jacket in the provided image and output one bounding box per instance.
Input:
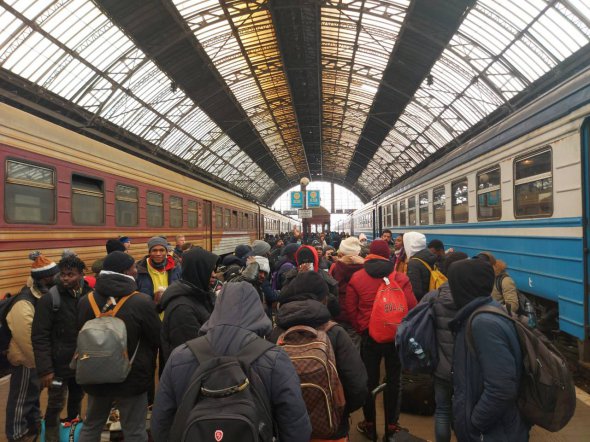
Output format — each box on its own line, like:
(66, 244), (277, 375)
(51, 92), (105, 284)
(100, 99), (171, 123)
(345, 254), (417, 334)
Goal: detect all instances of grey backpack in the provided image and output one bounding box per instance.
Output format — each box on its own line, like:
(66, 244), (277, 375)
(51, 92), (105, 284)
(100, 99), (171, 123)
(73, 292), (140, 385)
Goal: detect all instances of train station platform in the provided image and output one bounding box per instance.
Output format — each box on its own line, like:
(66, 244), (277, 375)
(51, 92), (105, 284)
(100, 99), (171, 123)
(1, 375), (589, 441)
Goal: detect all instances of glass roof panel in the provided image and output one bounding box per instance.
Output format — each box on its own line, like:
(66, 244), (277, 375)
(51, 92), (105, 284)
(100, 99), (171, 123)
(377, 0), (590, 185)
(0, 0), (276, 201)
(321, 0), (408, 182)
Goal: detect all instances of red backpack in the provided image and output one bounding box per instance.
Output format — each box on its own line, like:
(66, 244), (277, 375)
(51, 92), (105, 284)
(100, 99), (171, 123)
(368, 272), (408, 343)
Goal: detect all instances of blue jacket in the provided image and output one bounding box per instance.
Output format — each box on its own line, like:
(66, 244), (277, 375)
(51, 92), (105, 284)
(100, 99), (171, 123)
(135, 256), (182, 299)
(449, 297), (530, 441)
(151, 281), (311, 442)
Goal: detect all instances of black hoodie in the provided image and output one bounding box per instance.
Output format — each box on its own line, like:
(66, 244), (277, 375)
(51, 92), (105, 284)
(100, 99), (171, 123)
(158, 247), (218, 364)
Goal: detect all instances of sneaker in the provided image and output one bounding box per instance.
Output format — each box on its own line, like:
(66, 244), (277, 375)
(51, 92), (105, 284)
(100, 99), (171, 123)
(357, 420), (377, 440)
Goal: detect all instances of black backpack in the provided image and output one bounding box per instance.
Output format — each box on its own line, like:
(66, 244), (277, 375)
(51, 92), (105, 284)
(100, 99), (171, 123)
(169, 336), (275, 442)
(467, 305), (576, 432)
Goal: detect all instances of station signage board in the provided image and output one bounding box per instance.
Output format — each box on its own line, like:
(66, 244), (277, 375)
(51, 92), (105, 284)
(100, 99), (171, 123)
(307, 190), (320, 207)
(291, 191), (303, 208)
(298, 209), (313, 218)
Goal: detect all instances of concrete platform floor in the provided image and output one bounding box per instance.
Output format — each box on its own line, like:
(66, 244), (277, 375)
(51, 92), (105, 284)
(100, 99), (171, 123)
(0, 375), (588, 441)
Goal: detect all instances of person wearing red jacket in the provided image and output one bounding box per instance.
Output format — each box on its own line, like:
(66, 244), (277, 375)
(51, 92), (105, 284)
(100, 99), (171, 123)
(345, 240), (417, 442)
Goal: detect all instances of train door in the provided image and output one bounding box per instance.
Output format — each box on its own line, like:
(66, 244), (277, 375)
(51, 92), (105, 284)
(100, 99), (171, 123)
(203, 200), (212, 251)
(377, 205), (383, 238)
(582, 118), (590, 353)
(372, 208), (377, 240)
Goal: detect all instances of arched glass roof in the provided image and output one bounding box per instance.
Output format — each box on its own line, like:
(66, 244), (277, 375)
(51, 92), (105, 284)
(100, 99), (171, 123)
(1, 0), (589, 203)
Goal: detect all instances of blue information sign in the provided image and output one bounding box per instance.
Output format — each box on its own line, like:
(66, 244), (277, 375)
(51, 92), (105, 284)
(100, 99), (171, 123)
(291, 191), (303, 209)
(307, 190), (320, 208)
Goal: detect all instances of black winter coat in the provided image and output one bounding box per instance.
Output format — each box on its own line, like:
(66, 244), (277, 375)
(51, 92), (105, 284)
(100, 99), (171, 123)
(77, 271), (161, 397)
(420, 282), (457, 382)
(269, 299), (368, 439)
(158, 281), (215, 365)
(32, 279), (92, 378)
(407, 249), (438, 301)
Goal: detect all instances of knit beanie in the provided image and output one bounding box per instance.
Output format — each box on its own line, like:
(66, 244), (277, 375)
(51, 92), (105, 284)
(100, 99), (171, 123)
(448, 258), (495, 309)
(369, 240), (390, 259)
(29, 251), (59, 279)
(147, 236), (168, 251)
(282, 243), (300, 258)
(234, 244), (252, 259)
(102, 251), (135, 274)
(280, 272), (329, 305)
(441, 251), (468, 276)
(339, 237), (361, 256)
(106, 239), (126, 254)
(251, 240), (271, 256)
(119, 236), (130, 244)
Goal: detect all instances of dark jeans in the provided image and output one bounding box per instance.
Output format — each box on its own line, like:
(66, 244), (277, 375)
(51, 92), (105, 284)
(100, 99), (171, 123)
(360, 334), (402, 425)
(45, 377), (84, 441)
(6, 365), (41, 440)
(434, 377), (453, 442)
(79, 393), (148, 442)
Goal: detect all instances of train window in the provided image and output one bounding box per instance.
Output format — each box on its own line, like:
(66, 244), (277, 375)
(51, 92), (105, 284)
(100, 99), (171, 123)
(5, 160), (56, 224)
(419, 192), (429, 225)
(244, 213), (249, 230)
(232, 210), (238, 229)
(382, 204), (390, 227)
(215, 207), (223, 229)
(203, 202), (211, 227)
(72, 174), (104, 225)
(514, 149), (553, 218)
(224, 209), (231, 229)
(451, 178), (469, 223)
(147, 191), (164, 227)
(408, 196), (417, 225)
(392, 202), (398, 226)
(188, 200), (198, 228)
(115, 184), (138, 227)
(477, 167), (501, 221)
(433, 186), (446, 224)
(170, 196), (183, 228)
(399, 200), (406, 226)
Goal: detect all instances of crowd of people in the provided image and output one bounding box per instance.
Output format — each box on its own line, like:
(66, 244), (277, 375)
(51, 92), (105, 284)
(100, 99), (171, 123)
(1, 229), (540, 442)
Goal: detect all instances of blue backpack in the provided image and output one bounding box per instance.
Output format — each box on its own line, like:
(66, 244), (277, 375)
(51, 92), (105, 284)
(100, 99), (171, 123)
(395, 299), (438, 373)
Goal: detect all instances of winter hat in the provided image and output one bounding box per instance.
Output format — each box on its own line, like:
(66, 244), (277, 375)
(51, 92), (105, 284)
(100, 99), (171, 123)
(339, 237), (361, 256)
(222, 254), (243, 267)
(296, 246), (315, 265)
(234, 244), (252, 259)
(251, 240), (271, 256)
(475, 251), (497, 267)
(403, 231), (427, 259)
(253, 256), (271, 274)
(448, 258), (495, 309)
(119, 236), (130, 244)
(282, 243), (300, 258)
(29, 251), (59, 279)
(280, 272), (329, 305)
(106, 239), (126, 254)
(358, 233), (367, 243)
(441, 251), (468, 276)
(102, 251), (135, 274)
(369, 240), (390, 259)
(147, 236), (168, 251)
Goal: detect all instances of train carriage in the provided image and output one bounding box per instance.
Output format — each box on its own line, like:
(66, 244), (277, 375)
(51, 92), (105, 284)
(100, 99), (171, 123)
(349, 68), (590, 355)
(0, 103), (293, 296)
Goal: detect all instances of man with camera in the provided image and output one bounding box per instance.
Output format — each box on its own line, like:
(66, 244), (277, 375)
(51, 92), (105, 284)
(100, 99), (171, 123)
(32, 253), (92, 442)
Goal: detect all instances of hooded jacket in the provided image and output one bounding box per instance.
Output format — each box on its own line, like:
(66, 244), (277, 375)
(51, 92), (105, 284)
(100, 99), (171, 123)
(405, 232), (437, 301)
(344, 255), (417, 334)
(77, 271), (161, 397)
(151, 282), (312, 442)
(158, 248), (218, 364)
(32, 278), (92, 378)
(329, 255), (364, 324)
(269, 298), (368, 439)
(449, 296), (529, 441)
(6, 277), (48, 368)
(420, 282), (457, 382)
(136, 255), (182, 299)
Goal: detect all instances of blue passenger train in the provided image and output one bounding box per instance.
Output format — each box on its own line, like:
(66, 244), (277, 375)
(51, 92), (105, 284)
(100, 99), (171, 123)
(349, 67), (590, 357)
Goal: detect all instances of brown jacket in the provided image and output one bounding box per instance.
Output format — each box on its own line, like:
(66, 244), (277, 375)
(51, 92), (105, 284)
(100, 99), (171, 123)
(7, 277), (45, 368)
(491, 273), (519, 313)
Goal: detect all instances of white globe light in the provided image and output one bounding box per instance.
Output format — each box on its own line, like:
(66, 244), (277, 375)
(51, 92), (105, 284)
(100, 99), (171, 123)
(300, 177), (310, 186)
